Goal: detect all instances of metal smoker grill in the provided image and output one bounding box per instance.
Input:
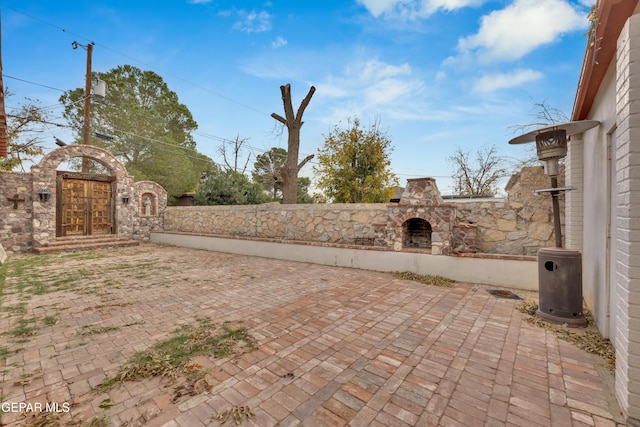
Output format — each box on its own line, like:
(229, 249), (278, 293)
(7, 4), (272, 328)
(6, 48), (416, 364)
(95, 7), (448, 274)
(509, 120), (599, 326)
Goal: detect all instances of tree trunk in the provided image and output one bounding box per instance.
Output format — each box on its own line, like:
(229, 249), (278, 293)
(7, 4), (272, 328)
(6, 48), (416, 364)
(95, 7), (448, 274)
(271, 84), (315, 204)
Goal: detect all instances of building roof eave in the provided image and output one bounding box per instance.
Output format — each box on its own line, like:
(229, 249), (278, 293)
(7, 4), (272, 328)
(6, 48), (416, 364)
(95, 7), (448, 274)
(572, 0), (639, 121)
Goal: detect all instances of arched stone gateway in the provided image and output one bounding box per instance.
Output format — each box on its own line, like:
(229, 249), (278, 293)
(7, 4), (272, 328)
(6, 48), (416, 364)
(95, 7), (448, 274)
(0, 144), (167, 252)
(31, 145), (135, 242)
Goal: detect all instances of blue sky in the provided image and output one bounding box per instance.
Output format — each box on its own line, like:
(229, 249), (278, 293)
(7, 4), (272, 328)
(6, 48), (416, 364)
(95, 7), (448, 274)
(2, 0), (592, 194)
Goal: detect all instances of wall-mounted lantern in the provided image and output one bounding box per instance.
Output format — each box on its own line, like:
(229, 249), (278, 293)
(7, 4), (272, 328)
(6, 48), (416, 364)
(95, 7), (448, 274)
(122, 194), (130, 204)
(37, 189), (52, 203)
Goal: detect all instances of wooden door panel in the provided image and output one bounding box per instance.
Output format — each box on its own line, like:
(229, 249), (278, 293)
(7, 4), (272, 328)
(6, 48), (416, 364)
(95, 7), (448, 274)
(57, 174), (114, 237)
(90, 180), (112, 235)
(61, 178), (88, 236)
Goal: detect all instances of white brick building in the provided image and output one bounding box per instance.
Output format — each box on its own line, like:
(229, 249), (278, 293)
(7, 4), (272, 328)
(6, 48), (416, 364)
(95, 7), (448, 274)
(569, 0), (640, 421)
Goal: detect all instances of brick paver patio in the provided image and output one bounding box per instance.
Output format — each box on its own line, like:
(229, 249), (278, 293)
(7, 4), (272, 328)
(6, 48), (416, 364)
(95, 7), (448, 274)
(0, 244), (625, 426)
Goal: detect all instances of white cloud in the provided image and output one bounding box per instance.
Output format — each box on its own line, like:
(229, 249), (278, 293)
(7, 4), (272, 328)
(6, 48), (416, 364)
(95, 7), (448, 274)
(272, 36), (287, 48)
(457, 0), (586, 62)
(355, 0), (403, 17)
(435, 71), (447, 81)
(360, 60), (411, 80)
(232, 10), (272, 33)
(314, 58), (438, 122)
(187, 0), (212, 4)
(319, 59), (414, 102)
(472, 69), (544, 93)
(356, 0), (484, 20)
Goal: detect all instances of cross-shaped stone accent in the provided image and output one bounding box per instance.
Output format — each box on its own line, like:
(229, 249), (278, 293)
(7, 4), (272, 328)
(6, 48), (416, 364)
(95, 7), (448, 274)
(7, 193), (25, 209)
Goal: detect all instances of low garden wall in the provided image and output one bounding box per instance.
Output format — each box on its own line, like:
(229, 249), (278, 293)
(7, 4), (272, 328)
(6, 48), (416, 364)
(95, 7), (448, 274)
(163, 202), (386, 244)
(163, 195), (561, 256)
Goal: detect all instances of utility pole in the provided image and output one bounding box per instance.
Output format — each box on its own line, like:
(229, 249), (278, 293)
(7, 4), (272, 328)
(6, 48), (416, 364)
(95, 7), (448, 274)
(0, 17), (8, 159)
(74, 41), (95, 172)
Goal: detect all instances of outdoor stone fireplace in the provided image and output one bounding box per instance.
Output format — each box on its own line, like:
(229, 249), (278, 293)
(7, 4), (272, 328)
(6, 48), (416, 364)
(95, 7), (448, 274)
(375, 177), (455, 254)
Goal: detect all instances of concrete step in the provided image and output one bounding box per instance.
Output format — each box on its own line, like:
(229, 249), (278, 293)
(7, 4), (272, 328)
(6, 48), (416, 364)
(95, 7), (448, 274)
(33, 236), (140, 254)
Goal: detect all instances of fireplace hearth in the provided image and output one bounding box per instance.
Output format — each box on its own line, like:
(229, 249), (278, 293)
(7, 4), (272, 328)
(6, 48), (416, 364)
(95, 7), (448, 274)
(402, 218), (432, 249)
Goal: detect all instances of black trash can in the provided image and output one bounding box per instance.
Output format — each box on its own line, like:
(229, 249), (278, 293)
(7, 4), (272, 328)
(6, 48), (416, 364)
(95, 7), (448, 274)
(536, 247), (586, 326)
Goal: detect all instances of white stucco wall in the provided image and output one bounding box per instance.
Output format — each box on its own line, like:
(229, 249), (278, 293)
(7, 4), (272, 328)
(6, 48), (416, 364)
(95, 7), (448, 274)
(582, 62), (617, 334)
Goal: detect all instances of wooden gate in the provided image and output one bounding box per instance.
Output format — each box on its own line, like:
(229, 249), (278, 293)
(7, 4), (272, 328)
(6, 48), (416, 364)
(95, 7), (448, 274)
(56, 172), (116, 237)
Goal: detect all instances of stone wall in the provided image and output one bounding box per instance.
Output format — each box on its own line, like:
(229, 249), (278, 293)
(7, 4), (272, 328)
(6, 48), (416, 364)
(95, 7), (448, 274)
(0, 145), (167, 254)
(162, 200), (560, 256)
(0, 171), (34, 252)
(454, 198), (559, 255)
(163, 168), (564, 256)
(1, 153), (560, 256)
(164, 203), (388, 244)
(132, 181), (168, 242)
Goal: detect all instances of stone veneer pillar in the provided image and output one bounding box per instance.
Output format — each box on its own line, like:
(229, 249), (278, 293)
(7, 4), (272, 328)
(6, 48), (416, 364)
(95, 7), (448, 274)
(565, 135), (584, 251)
(614, 13), (640, 422)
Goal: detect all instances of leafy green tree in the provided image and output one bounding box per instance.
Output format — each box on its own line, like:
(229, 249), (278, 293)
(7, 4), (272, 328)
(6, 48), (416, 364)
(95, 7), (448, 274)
(296, 176), (314, 204)
(128, 146), (215, 204)
(59, 65), (206, 201)
(1, 98), (47, 171)
(314, 117), (398, 203)
(252, 147), (287, 201)
(194, 170), (269, 205)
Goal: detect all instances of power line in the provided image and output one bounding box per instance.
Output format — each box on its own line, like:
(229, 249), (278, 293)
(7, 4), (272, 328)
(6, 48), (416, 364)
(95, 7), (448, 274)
(6, 110), (454, 179)
(3, 70), (283, 161)
(0, 3), (270, 117)
(3, 74), (66, 92)
(6, 113), (72, 128)
(96, 100), (280, 156)
(3, 72), (268, 154)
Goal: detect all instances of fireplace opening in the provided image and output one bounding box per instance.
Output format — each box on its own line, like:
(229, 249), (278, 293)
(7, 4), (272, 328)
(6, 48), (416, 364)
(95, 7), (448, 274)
(402, 218), (432, 249)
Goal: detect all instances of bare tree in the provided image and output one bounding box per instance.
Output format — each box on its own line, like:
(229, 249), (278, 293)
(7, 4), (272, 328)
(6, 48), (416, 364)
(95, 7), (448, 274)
(510, 100), (569, 134)
(271, 84), (315, 204)
(509, 100), (570, 165)
(1, 99), (48, 171)
(448, 145), (509, 196)
(218, 135), (252, 174)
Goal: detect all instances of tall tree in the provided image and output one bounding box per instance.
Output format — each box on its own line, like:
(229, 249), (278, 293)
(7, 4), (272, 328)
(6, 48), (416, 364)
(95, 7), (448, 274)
(314, 117), (398, 203)
(271, 83), (315, 204)
(252, 147), (287, 201)
(448, 145), (508, 196)
(59, 65), (205, 201)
